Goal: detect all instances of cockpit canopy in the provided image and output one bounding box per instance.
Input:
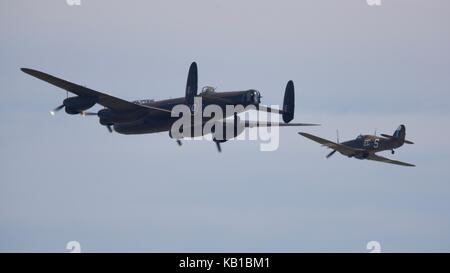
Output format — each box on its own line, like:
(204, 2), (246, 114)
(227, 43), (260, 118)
(356, 134), (364, 140)
(201, 86), (216, 93)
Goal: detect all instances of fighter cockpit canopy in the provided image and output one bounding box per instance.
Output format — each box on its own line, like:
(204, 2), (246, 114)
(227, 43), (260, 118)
(356, 134), (364, 140)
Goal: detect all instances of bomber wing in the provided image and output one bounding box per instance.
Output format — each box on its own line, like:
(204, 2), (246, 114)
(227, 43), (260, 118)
(21, 68), (171, 114)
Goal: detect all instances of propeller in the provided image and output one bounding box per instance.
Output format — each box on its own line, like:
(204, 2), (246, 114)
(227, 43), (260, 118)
(215, 141), (222, 153)
(80, 110), (113, 133)
(80, 111), (98, 116)
(326, 130), (339, 159)
(50, 104), (64, 116)
(50, 92), (69, 116)
(326, 150), (337, 158)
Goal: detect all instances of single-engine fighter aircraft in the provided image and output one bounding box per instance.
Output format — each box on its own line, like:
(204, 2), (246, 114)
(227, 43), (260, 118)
(298, 125), (415, 167)
(21, 62), (317, 152)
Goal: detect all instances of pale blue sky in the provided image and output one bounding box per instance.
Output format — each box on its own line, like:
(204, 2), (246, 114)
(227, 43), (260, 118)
(1, 0), (449, 252)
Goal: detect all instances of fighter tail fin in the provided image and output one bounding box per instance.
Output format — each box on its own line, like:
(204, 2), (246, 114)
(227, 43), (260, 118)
(381, 124), (414, 144)
(393, 124), (406, 141)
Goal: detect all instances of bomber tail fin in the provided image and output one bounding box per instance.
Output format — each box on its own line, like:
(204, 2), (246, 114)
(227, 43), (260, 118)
(282, 80), (295, 123)
(185, 62), (198, 111)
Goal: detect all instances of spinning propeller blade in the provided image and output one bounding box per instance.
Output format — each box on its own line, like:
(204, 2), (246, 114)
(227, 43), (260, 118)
(326, 150), (337, 158)
(50, 104), (64, 116)
(80, 111), (98, 116)
(325, 130), (340, 158)
(215, 141), (222, 153)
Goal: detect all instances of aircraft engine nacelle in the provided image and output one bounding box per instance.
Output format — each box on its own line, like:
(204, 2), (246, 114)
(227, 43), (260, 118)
(168, 124), (205, 139)
(63, 96), (97, 115)
(97, 109), (147, 125)
(98, 109), (113, 125)
(212, 115), (245, 143)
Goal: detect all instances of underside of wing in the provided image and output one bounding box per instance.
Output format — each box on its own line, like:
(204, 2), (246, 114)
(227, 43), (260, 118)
(367, 154), (415, 167)
(21, 68), (171, 114)
(245, 121), (319, 127)
(298, 132), (357, 156)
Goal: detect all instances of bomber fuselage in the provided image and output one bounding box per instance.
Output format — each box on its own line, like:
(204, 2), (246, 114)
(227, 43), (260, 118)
(110, 89), (261, 135)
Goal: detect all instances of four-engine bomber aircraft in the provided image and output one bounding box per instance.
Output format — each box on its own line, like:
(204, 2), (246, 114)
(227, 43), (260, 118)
(21, 62), (317, 152)
(299, 125), (415, 167)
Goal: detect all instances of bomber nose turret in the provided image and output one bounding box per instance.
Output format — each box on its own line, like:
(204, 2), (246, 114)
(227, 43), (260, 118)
(246, 89), (261, 105)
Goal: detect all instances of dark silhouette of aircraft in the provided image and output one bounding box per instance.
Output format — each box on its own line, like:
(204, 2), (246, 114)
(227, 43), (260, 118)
(299, 125), (415, 167)
(21, 62), (317, 152)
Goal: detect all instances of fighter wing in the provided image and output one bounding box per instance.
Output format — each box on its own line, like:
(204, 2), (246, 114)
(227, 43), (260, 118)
(245, 121), (319, 127)
(21, 68), (171, 113)
(367, 154), (415, 167)
(298, 132), (359, 157)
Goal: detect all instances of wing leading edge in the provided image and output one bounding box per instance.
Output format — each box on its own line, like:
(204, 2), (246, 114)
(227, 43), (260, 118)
(298, 132), (359, 157)
(245, 121), (319, 128)
(21, 68), (172, 114)
(366, 154), (415, 167)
